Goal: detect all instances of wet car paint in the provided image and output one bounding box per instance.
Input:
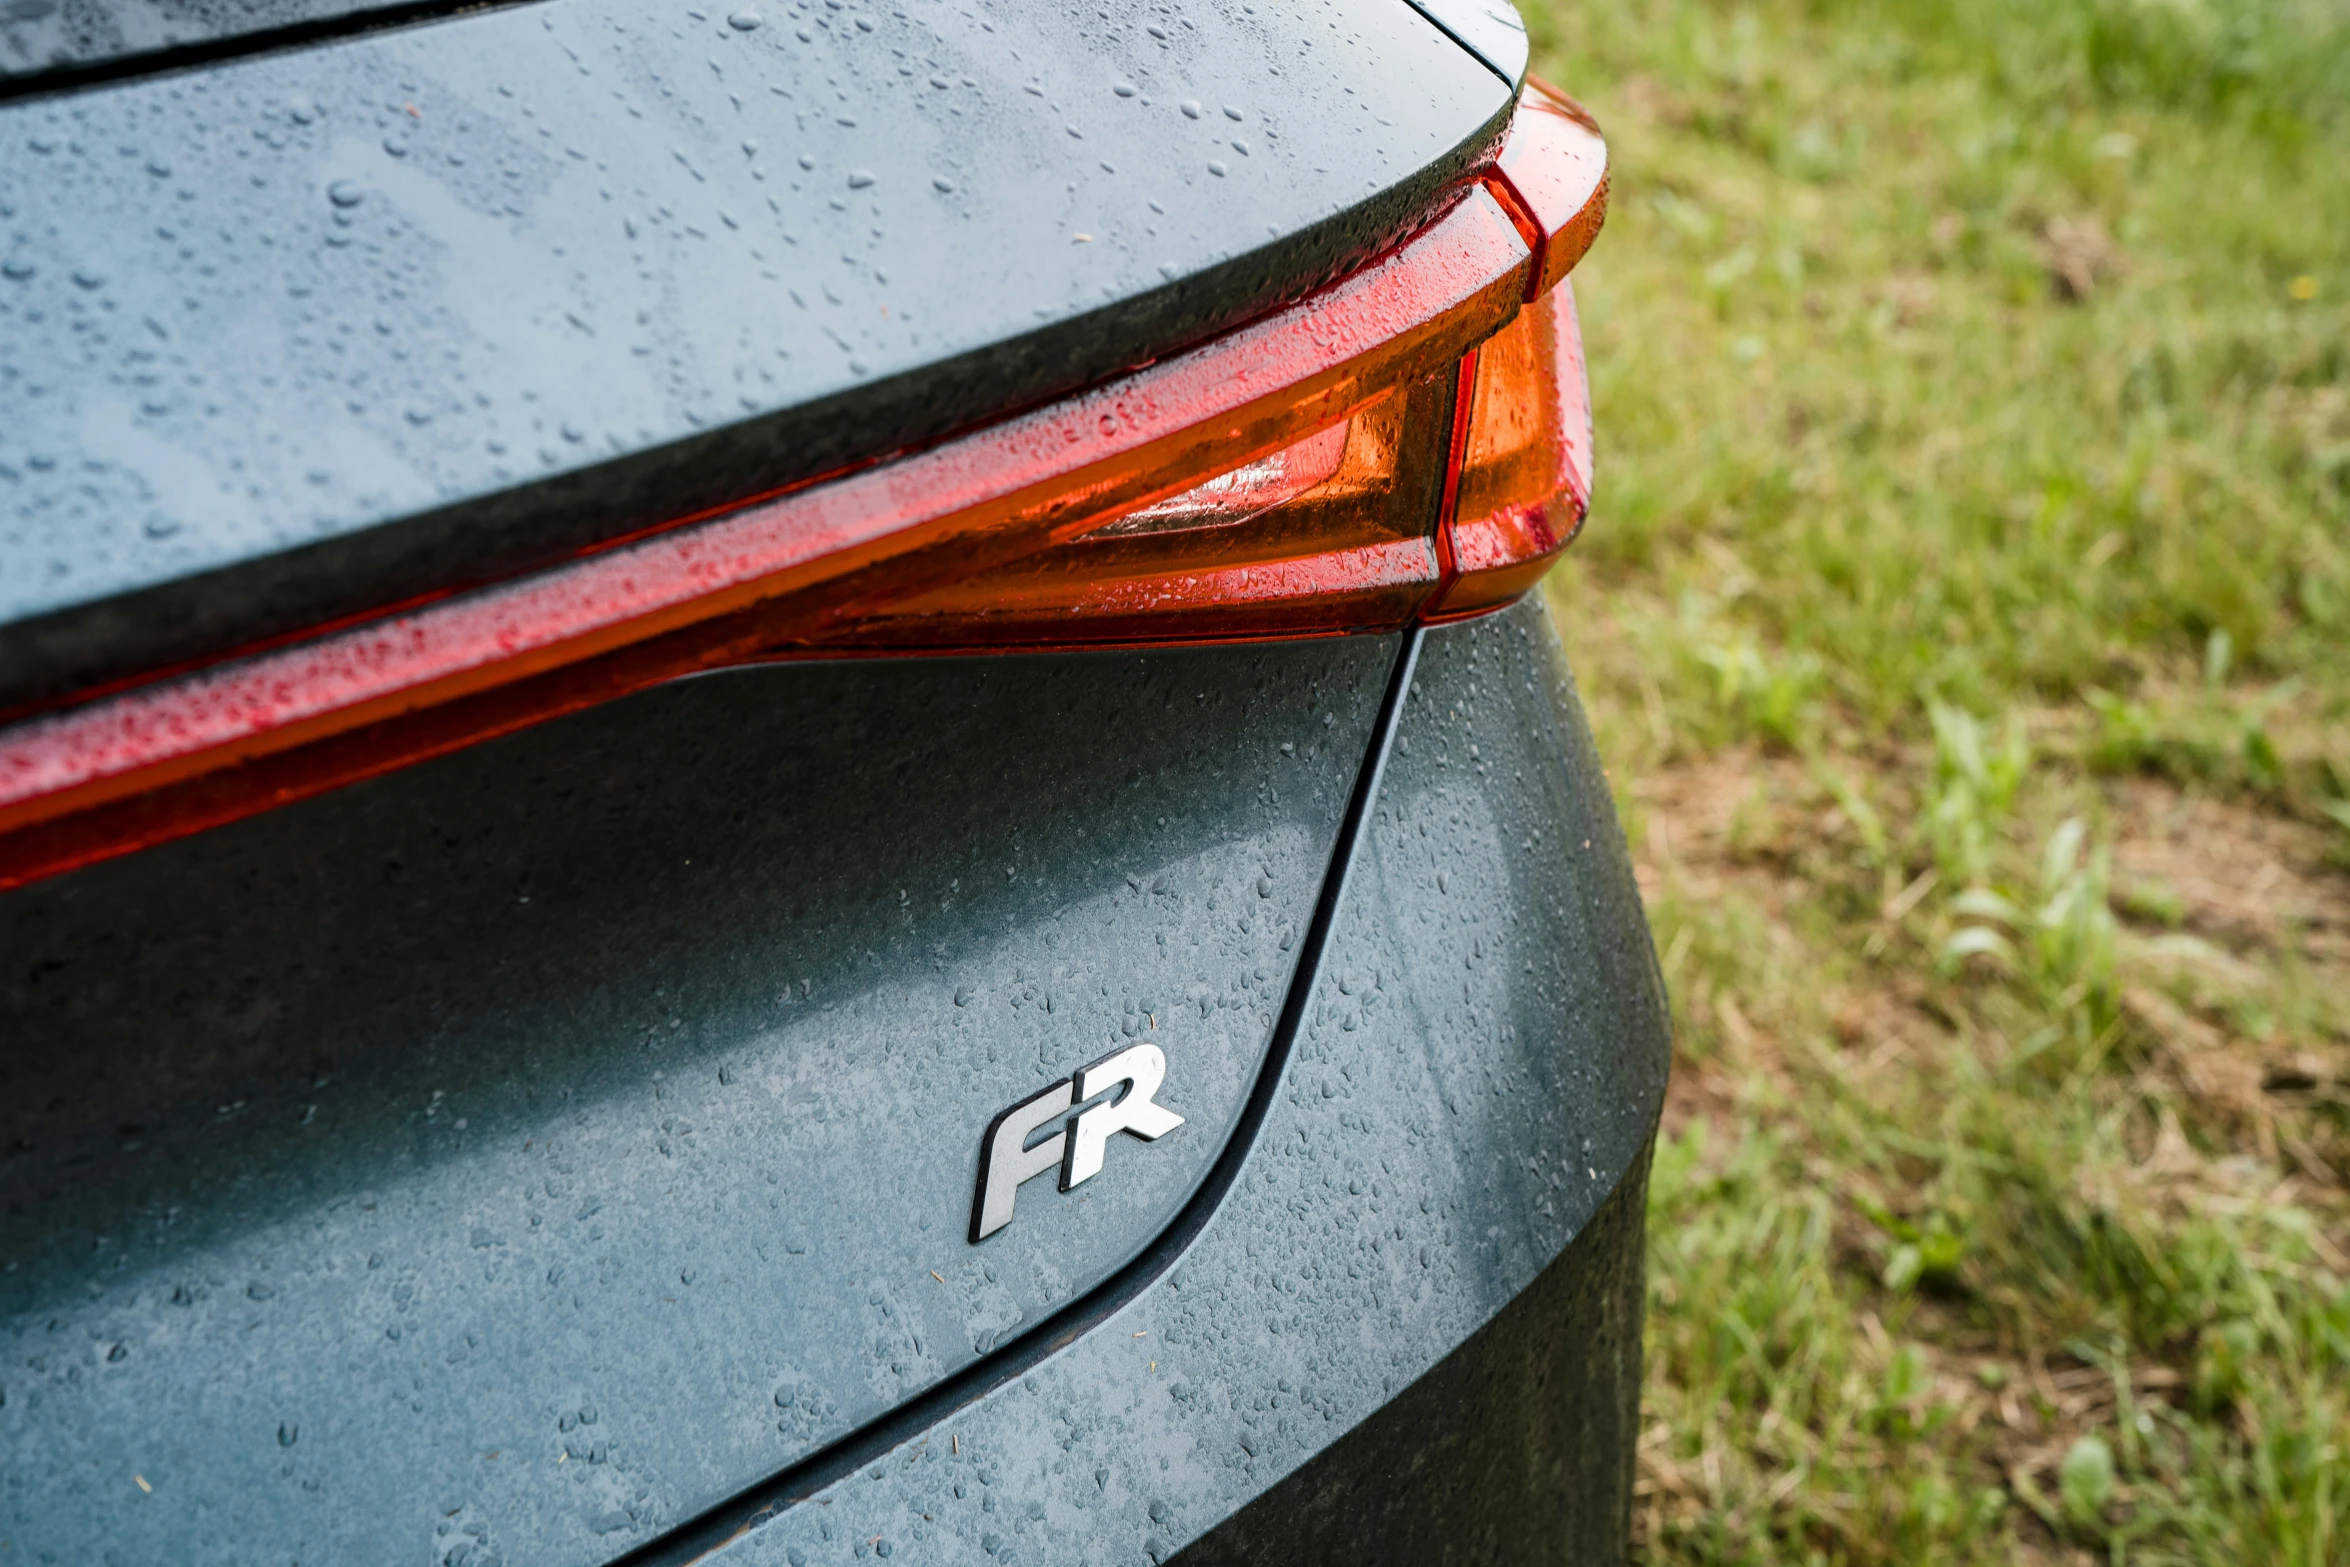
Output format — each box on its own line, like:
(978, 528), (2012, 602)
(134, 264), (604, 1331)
(620, 599), (1668, 1566)
(1399, 0), (1529, 88)
(1, 0), (400, 86)
(0, 0), (1509, 710)
(1174, 1150), (1648, 1564)
(0, 634), (1395, 1565)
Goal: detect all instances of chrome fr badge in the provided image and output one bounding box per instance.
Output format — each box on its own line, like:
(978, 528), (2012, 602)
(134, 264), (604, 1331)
(969, 1043), (1184, 1242)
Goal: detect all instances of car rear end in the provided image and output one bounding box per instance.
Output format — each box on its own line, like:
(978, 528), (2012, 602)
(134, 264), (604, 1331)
(0, 1), (1667, 1561)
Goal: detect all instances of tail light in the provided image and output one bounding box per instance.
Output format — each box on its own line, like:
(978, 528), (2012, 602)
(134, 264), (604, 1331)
(0, 83), (1607, 890)
(1428, 277), (1594, 621)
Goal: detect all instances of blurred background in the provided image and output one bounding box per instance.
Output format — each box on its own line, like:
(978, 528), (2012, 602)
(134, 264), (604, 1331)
(1517, 0), (2349, 1559)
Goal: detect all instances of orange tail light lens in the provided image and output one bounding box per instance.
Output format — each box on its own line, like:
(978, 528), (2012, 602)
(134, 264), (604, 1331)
(0, 85), (1607, 890)
(1427, 278), (1593, 620)
(802, 377), (1460, 651)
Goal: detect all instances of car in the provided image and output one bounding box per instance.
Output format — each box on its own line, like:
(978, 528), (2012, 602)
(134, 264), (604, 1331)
(0, 0), (1668, 1560)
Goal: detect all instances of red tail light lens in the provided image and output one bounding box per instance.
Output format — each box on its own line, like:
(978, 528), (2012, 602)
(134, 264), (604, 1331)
(0, 87), (1607, 889)
(1492, 76), (1611, 301)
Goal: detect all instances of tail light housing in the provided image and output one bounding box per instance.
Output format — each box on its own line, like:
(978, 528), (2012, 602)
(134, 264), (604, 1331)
(0, 82), (1607, 890)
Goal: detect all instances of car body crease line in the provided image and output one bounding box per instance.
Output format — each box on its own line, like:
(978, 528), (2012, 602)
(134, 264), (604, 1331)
(609, 628), (1424, 1567)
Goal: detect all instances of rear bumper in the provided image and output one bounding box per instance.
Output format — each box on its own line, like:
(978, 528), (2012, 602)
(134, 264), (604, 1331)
(683, 595), (1670, 1566)
(1176, 1144), (1649, 1565)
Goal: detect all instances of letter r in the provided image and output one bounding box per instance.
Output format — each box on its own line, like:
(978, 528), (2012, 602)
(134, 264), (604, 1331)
(1061, 1043), (1184, 1191)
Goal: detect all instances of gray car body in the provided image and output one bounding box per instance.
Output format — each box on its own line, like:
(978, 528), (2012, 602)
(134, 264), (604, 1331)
(0, 0), (1666, 1562)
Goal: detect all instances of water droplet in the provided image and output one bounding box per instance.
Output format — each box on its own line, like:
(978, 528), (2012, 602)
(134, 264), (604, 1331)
(1224, 105), (1245, 121)
(1147, 22), (1167, 37)
(278, 1421), (298, 1447)
(846, 169), (874, 188)
(71, 268), (105, 289)
(1113, 81), (1137, 97)
(728, 7), (761, 25)
(1231, 138), (1250, 156)
(1, 258), (32, 281)
(1208, 159), (1227, 177)
(383, 136), (410, 158)
(328, 179), (365, 208)
(1180, 99), (1201, 119)
(932, 175), (955, 193)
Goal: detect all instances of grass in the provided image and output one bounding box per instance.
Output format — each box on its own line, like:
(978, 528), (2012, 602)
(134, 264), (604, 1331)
(1518, 0), (2350, 1560)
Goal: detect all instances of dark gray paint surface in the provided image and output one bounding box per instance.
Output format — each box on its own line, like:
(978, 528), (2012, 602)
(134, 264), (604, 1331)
(0, 0), (390, 85)
(1401, 0), (1528, 88)
(675, 600), (1671, 1565)
(0, 634), (1395, 1567)
(1178, 1145), (1647, 1564)
(0, 0), (1510, 709)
